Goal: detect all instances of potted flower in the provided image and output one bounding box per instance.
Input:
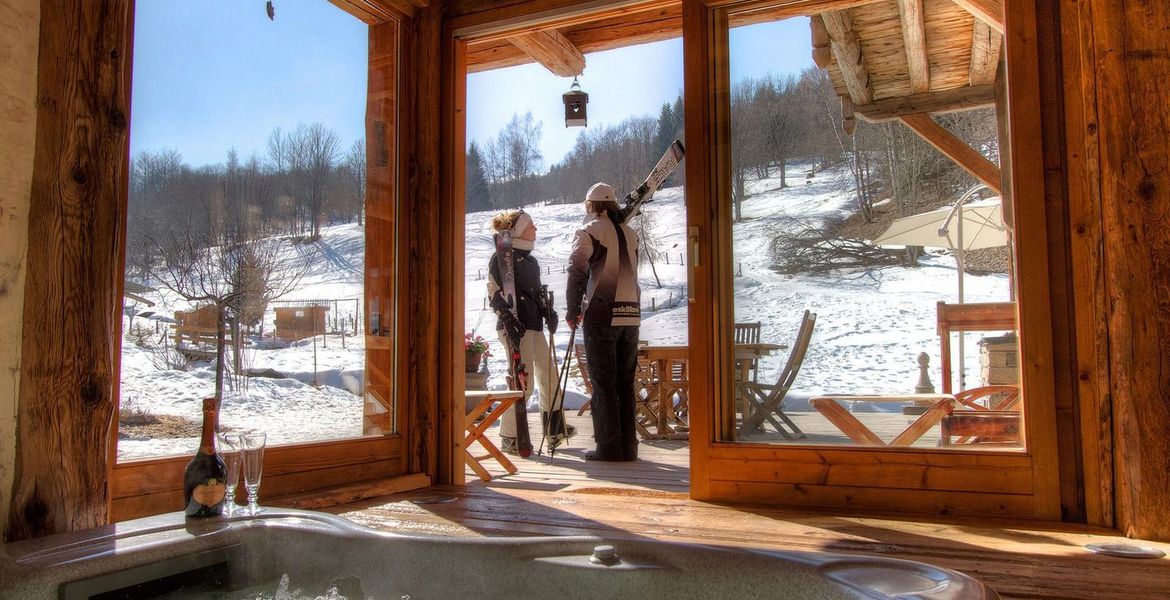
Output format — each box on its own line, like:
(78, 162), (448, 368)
(464, 333), (491, 373)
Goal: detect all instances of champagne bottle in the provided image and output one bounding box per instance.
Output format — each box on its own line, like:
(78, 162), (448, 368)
(183, 397), (227, 517)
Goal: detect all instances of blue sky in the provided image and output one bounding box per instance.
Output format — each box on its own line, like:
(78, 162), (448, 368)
(130, 2), (811, 170)
(130, 1), (368, 168)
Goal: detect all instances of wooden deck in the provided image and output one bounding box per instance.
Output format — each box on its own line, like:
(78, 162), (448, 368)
(316, 410), (1170, 600)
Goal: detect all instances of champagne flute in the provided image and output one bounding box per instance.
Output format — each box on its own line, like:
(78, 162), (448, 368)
(216, 431), (243, 517)
(241, 431), (267, 516)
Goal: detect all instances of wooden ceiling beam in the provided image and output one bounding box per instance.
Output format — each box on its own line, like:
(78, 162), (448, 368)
(855, 85), (996, 122)
(951, 0), (1004, 35)
(328, 0), (415, 22)
(506, 29), (586, 77)
(467, 4), (679, 73)
(899, 113), (1002, 193)
(896, 0), (930, 94)
(810, 15), (832, 69)
(969, 19), (1002, 86)
(821, 10), (873, 105)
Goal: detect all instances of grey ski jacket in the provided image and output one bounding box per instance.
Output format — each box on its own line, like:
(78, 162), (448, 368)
(566, 213), (641, 327)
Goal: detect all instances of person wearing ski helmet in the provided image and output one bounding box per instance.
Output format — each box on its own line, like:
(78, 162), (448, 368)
(487, 209), (575, 454)
(565, 183), (641, 462)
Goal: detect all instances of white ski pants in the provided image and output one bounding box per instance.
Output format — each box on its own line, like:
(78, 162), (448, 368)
(497, 328), (554, 439)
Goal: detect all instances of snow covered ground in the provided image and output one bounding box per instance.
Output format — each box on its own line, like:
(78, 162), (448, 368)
(121, 163), (1010, 459)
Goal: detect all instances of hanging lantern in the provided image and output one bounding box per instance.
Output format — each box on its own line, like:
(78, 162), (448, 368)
(562, 77), (588, 128)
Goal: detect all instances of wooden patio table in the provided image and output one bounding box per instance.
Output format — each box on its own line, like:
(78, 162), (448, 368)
(635, 343), (790, 440)
(638, 345), (690, 440)
(464, 390), (523, 481)
(809, 394), (957, 446)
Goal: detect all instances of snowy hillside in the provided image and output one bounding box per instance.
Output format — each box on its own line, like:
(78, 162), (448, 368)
(121, 163), (1010, 459)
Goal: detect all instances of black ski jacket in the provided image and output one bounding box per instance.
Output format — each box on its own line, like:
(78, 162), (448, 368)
(488, 248), (547, 332)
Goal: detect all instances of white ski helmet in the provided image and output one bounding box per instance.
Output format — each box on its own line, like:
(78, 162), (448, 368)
(585, 182), (616, 205)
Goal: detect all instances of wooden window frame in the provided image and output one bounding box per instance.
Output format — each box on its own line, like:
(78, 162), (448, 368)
(108, 4), (424, 522)
(682, 0), (1064, 520)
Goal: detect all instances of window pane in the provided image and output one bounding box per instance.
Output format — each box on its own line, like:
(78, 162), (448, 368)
(724, 13), (1022, 450)
(119, 2), (383, 460)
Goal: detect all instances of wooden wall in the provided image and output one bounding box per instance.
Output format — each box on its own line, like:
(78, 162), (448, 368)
(1062, 0), (1170, 540)
(4, 0), (132, 541)
(0, 0), (41, 538)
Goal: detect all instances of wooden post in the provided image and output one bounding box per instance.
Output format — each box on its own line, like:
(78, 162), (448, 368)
(6, 0), (133, 542)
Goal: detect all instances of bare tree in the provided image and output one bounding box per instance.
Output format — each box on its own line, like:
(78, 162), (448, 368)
(134, 208), (312, 403)
(341, 139), (366, 225)
(485, 112), (543, 208)
(296, 123), (341, 239)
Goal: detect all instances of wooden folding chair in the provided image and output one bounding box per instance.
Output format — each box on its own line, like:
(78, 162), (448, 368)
(574, 343), (593, 415)
(942, 385), (1022, 446)
(463, 390), (522, 482)
(734, 321), (762, 382)
(737, 311), (816, 438)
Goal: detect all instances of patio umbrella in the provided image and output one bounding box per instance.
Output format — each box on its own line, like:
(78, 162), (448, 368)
(872, 186), (1008, 303)
(872, 185), (1011, 390)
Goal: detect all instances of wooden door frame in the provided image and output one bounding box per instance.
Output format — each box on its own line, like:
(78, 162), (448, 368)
(683, 0), (1065, 520)
(436, 0), (685, 485)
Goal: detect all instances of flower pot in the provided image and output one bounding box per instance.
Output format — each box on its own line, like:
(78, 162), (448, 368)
(465, 351), (483, 373)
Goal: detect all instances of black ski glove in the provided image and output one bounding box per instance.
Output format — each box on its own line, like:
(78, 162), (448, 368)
(499, 312), (525, 348)
(547, 309), (558, 335)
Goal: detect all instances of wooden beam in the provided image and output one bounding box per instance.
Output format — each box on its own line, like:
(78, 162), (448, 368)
(841, 95), (856, 135)
(951, 0), (1004, 34)
(969, 19), (1002, 86)
(855, 85), (996, 122)
(821, 10), (873, 105)
(506, 29), (585, 77)
(896, 0), (930, 94)
(328, 0), (415, 22)
(467, 4), (679, 73)
(899, 113), (1002, 193)
(810, 15), (831, 68)
(6, 0), (133, 542)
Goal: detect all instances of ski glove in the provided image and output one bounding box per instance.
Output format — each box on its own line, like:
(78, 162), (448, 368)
(546, 309), (558, 335)
(498, 311), (526, 347)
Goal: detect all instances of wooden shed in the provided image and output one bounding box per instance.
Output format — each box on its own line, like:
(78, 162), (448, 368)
(3, 0), (1169, 598)
(274, 305), (329, 342)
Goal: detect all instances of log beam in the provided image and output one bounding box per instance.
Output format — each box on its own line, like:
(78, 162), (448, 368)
(896, 0), (931, 94)
(899, 113), (1002, 193)
(951, 0), (1004, 35)
(821, 10), (873, 105)
(841, 95), (856, 135)
(810, 15), (832, 69)
(506, 29), (585, 77)
(329, 0), (418, 22)
(5, 0), (132, 541)
(855, 85), (996, 122)
(969, 19), (1002, 86)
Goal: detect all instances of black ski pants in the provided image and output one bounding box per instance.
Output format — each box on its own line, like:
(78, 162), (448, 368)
(583, 324), (640, 460)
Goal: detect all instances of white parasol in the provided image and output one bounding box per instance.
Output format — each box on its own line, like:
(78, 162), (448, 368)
(872, 185), (1011, 390)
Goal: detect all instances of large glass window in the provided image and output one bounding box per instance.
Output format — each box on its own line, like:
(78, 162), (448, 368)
(118, 2), (393, 460)
(724, 9), (1022, 450)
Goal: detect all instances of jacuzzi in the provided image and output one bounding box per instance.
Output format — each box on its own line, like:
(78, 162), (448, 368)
(0, 508), (998, 599)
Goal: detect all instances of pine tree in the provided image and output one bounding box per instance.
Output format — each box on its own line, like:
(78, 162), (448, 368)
(465, 141), (491, 213)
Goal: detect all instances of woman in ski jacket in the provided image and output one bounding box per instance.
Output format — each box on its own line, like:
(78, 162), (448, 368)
(565, 182), (641, 462)
(487, 210), (574, 454)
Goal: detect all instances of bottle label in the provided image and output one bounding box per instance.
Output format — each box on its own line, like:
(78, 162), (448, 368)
(192, 478), (227, 507)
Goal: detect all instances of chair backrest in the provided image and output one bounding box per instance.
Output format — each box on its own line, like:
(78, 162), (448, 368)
(734, 322), (761, 344)
(774, 310), (817, 391)
(573, 343), (593, 395)
(954, 385), (1020, 411)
